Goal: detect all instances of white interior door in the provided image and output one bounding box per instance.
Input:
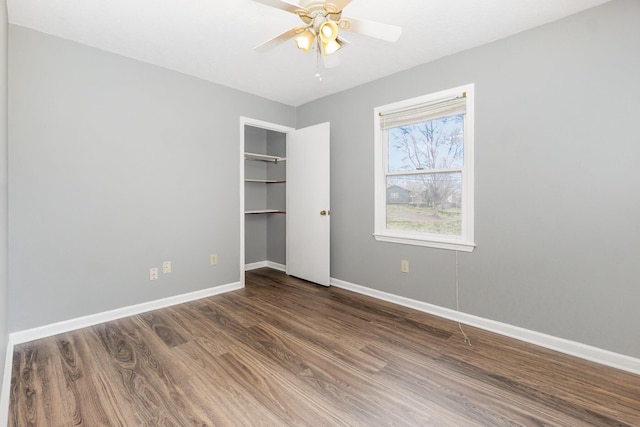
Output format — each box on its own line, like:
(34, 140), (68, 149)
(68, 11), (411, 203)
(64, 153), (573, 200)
(287, 122), (330, 286)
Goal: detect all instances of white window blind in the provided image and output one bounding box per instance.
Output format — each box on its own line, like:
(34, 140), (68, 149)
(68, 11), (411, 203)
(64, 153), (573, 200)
(379, 95), (466, 130)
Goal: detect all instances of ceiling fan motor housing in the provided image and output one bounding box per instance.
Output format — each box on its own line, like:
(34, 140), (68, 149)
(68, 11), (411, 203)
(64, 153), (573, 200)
(299, 0), (339, 13)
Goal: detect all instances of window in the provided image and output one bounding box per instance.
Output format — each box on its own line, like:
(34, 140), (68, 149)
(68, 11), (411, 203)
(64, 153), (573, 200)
(374, 84), (475, 252)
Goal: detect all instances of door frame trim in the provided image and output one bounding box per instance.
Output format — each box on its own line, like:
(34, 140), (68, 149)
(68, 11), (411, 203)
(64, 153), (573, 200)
(239, 117), (294, 287)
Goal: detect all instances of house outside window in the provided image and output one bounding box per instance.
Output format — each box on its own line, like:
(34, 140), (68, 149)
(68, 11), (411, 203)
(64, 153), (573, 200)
(373, 84), (475, 252)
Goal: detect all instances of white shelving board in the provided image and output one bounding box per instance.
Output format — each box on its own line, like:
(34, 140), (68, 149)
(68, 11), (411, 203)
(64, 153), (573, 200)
(244, 209), (286, 214)
(244, 179), (286, 184)
(244, 152), (286, 163)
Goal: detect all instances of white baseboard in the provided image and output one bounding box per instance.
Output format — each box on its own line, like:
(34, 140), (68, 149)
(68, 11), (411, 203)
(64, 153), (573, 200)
(10, 281), (242, 345)
(330, 277), (640, 376)
(266, 261), (286, 272)
(0, 337), (14, 427)
(245, 261), (286, 272)
(244, 261), (266, 271)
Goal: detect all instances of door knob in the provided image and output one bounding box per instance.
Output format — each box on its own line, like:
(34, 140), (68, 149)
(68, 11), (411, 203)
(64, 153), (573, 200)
(320, 210), (327, 216)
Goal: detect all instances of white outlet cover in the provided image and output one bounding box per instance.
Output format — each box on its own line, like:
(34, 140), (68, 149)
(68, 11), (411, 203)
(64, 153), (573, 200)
(401, 260), (409, 273)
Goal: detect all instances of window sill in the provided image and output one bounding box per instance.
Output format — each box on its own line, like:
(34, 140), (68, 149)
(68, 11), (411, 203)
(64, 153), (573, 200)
(373, 233), (475, 252)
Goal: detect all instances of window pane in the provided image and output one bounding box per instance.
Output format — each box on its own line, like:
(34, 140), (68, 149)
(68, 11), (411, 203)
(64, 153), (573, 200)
(386, 173), (462, 236)
(388, 114), (464, 172)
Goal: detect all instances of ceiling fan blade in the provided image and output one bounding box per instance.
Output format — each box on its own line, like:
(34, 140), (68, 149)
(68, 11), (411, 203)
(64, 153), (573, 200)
(339, 16), (402, 42)
(254, 27), (304, 53)
(252, 0), (308, 15)
(324, 0), (353, 13)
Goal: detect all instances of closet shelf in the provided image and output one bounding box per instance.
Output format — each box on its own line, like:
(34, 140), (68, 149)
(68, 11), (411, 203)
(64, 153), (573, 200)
(244, 179), (286, 184)
(245, 209), (286, 214)
(244, 152), (286, 163)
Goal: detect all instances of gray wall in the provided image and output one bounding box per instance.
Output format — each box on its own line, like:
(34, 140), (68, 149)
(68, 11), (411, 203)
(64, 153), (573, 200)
(266, 130), (286, 265)
(244, 126), (268, 264)
(0, 0), (8, 392)
(297, 0), (640, 358)
(8, 25), (295, 331)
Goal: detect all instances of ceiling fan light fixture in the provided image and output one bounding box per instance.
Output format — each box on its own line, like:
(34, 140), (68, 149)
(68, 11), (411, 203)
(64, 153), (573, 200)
(294, 29), (316, 52)
(318, 20), (339, 43)
(322, 38), (343, 56)
(252, 0), (403, 71)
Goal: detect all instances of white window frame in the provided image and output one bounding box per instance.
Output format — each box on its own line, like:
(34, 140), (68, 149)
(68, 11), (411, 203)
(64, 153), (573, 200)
(373, 84), (475, 252)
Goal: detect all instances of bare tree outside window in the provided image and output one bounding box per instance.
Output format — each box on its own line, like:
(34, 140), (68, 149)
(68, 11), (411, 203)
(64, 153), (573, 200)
(386, 114), (464, 236)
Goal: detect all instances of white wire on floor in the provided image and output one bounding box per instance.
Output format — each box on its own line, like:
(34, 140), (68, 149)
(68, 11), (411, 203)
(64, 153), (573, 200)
(455, 250), (472, 346)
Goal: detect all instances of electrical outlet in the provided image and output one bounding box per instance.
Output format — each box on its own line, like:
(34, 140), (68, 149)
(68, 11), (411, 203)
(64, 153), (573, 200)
(401, 260), (409, 273)
(150, 267), (159, 280)
(162, 261), (171, 274)
(210, 254), (218, 266)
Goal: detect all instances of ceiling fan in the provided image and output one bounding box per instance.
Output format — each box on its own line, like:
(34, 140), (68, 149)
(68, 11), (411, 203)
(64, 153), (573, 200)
(252, 0), (402, 60)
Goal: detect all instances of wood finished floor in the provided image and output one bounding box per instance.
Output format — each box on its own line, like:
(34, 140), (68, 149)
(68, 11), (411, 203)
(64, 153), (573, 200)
(9, 268), (640, 426)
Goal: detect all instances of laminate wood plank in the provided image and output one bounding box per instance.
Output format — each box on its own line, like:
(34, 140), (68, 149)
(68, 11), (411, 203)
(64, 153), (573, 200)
(170, 310), (350, 425)
(246, 321), (446, 426)
(215, 347), (357, 426)
(197, 294), (435, 425)
(171, 298), (371, 425)
(252, 280), (453, 355)
(440, 353), (624, 426)
(238, 282), (450, 369)
(87, 319), (212, 426)
(137, 310), (189, 348)
(372, 336), (618, 426)
(207, 293), (264, 329)
(161, 304), (233, 357)
(220, 292), (389, 374)
(54, 332), (130, 426)
(435, 325), (638, 421)
(369, 342), (567, 426)
(169, 340), (291, 426)
(258, 307), (548, 426)
(251, 324), (437, 425)
(10, 340), (66, 426)
(364, 313), (632, 426)
(617, 398), (640, 425)
(174, 299), (379, 425)
(9, 268), (640, 426)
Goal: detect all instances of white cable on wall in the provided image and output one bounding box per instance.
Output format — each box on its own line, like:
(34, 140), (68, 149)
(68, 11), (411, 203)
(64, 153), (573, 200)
(455, 250), (472, 346)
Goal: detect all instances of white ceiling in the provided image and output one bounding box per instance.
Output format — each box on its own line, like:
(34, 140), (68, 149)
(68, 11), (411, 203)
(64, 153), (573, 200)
(7, 0), (612, 106)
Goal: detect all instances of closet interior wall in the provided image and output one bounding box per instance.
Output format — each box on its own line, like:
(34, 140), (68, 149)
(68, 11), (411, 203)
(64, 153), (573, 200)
(244, 125), (286, 267)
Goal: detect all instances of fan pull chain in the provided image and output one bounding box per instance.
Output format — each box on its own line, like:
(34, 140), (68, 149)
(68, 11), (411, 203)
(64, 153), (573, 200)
(315, 38), (322, 81)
